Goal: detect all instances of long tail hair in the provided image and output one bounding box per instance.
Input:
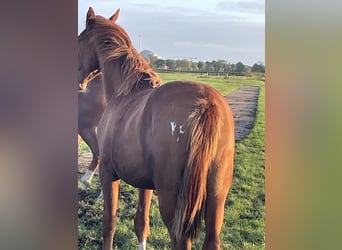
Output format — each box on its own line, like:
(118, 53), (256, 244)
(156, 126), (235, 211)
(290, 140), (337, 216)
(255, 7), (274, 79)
(172, 95), (222, 241)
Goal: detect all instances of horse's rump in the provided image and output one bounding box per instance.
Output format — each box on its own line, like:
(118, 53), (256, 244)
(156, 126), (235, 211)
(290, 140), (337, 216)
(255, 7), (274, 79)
(171, 82), (233, 240)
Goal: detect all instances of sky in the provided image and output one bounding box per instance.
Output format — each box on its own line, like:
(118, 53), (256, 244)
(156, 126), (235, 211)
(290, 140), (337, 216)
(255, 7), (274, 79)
(78, 0), (264, 66)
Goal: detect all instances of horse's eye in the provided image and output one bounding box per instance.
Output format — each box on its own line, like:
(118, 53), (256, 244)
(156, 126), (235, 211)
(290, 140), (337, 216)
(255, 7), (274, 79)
(104, 39), (112, 46)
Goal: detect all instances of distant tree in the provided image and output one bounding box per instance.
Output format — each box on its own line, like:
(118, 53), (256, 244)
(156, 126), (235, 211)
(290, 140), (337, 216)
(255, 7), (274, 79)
(178, 59), (192, 71)
(244, 65), (252, 74)
(174, 60), (180, 70)
(234, 62), (246, 75)
(216, 59), (227, 72)
(191, 62), (199, 71)
(155, 59), (165, 69)
(197, 61), (204, 71)
(225, 63), (232, 73)
(165, 59), (176, 70)
(251, 62), (265, 73)
(149, 56), (159, 70)
(211, 60), (220, 72)
(205, 61), (215, 72)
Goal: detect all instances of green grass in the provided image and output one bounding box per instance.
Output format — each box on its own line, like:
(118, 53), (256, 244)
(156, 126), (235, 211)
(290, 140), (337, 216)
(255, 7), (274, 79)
(78, 72), (265, 249)
(79, 141), (91, 154)
(158, 72), (261, 96)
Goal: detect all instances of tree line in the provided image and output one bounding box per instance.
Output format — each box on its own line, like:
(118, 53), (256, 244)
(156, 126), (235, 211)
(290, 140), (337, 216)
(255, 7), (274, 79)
(148, 57), (265, 75)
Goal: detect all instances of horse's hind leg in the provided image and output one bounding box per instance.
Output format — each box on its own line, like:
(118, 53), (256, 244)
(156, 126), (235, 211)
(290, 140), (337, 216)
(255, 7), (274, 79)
(79, 127), (100, 189)
(157, 190), (192, 250)
(202, 193), (226, 249)
(134, 189), (153, 250)
(203, 162), (233, 250)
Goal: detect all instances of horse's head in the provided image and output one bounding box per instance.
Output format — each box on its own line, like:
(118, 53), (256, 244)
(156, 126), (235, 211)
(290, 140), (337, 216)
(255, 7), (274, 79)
(78, 7), (121, 83)
(78, 7), (161, 96)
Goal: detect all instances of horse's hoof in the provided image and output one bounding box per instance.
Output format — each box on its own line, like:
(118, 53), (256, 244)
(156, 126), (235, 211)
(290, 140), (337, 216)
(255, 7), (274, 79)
(81, 179), (92, 186)
(81, 170), (94, 186)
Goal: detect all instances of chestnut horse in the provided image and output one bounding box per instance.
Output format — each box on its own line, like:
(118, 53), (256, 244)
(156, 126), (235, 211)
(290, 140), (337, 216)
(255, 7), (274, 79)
(78, 7), (235, 250)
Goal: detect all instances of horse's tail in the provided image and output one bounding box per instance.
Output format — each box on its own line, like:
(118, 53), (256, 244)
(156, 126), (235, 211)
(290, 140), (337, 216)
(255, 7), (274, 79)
(172, 94), (222, 241)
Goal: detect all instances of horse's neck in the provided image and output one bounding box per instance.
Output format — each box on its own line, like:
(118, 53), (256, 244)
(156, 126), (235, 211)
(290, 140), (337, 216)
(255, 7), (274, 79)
(102, 59), (124, 102)
(101, 58), (154, 102)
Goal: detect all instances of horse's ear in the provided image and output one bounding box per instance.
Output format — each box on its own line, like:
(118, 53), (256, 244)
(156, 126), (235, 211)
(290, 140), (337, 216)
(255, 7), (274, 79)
(109, 8), (120, 23)
(86, 7), (96, 27)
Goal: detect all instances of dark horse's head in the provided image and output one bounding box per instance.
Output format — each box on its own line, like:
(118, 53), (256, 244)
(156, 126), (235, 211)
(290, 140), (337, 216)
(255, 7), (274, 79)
(78, 7), (121, 83)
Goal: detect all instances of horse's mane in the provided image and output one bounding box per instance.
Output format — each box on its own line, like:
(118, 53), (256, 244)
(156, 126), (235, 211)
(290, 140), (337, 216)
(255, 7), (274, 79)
(91, 16), (162, 96)
(79, 69), (101, 90)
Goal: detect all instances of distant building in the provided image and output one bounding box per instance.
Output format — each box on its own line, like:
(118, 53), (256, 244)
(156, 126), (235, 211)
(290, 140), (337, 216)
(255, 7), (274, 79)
(140, 50), (161, 62)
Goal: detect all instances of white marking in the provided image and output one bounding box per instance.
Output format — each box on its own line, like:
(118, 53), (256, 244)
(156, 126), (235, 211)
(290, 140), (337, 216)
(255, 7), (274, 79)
(170, 121), (177, 136)
(81, 183), (87, 191)
(177, 137), (180, 142)
(81, 169), (95, 187)
(139, 240), (147, 250)
(95, 190), (103, 203)
(179, 125), (185, 134)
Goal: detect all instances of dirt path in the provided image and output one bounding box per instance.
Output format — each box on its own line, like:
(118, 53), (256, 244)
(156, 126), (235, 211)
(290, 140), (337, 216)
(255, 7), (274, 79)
(226, 86), (260, 142)
(78, 86), (260, 171)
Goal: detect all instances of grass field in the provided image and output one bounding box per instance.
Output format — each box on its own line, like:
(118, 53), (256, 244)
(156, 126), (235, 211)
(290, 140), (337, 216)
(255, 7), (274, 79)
(78, 72), (265, 249)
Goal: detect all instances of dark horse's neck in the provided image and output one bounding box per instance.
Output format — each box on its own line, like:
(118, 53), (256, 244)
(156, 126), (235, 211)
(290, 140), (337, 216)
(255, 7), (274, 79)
(102, 57), (124, 102)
